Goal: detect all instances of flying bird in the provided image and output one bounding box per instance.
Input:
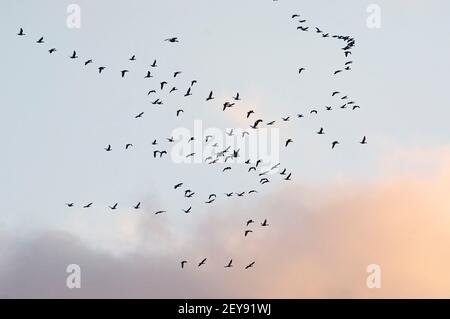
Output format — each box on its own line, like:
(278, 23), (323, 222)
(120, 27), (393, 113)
(245, 230), (253, 237)
(109, 203), (118, 210)
(125, 143), (133, 149)
(181, 261), (187, 269)
(48, 48), (56, 54)
(129, 55), (136, 61)
(135, 112), (144, 119)
(206, 91), (214, 101)
(120, 70), (129, 78)
(105, 144), (112, 152)
(261, 219), (269, 227)
(17, 28), (25, 36)
(182, 206), (192, 214)
(70, 51), (78, 59)
(245, 262), (255, 270)
(332, 141), (340, 149)
(165, 37), (179, 43)
(83, 203), (93, 208)
(360, 136), (367, 144)
(285, 139), (293, 147)
(198, 258), (207, 267)
(98, 66), (106, 74)
(134, 202), (141, 210)
(36, 37), (44, 44)
(225, 260), (233, 268)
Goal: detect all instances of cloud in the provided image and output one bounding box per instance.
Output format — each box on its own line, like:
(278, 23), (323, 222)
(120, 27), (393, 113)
(2, 146), (450, 298)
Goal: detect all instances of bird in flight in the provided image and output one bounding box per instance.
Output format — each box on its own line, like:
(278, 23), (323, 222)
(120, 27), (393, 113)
(133, 202), (141, 210)
(174, 183), (183, 189)
(285, 139), (293, 147)
(153, 150), (167, 158)
(129, 55), (136, 61)
(332, 141), (340, 149)
(198, 258), (207, 267)
(182, 207), (192, 214)
(246, 220), (254, 226)
(155, 210), (166, 215)
(250, 119), (263, 129)
(261, 219), (269, 227)
(181, 261), (187, 269)
(36, 37), (44, 44)
(206, 91), (214, 101)
(317, 128), (324, 135)
(83, 203), (93, 208)
(284, 173), (292, 181)
(145, 71), (153, 78)
(98, 66), (106, 74)
(105, 144), (112, 152)
(70, 51), (78, 59)
(17, 28), (25, 36)
(299, 68), (306, 74)
(66, 203), (74, 208)
(225, 260), (233, 268)
(244, 230), (253, 237)
(109, 203), (118, 210)
(245, 262), (255, 270)
(360, 136), (367, 144)
(84, 59), (93, 66)
(151, 59), (157, 67)
(165, 37), (179, 43)
(233, 92), (241, 101)
(125, 143), (133, 150)
(48, 48), (56, 54)
(135, 112), (144, 119)
(120, 70), (129, 78)
(174, 71), (182, 78)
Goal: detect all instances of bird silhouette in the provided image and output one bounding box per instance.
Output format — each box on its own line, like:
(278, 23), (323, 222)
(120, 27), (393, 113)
(360, 136), (367, 144)
(84, 59), (93, 66)
(299, 68), (306, 74)
(70, 51), (78, 59)
(120, 70), (129, 78)
(153, 150), (167, 158)
(165, 37), (179, 43)
(181, 261), (187, 269)
(155, 210), (166, 215)
(48, 48), (56, 54)
(206, 91), (214, 101)
(174, 71), (182, 78)
(145, 71), (152, 78)
(317, 128), (324, 135)
(36, 37), (44, 44)
(83, 203), (93, 208)
(17, 28), (25, 36)
(98, 66), (106, 74)
(225, 260), (233, 268)
(198, 258), (207, 267)
(245, 262), (255, 270)
(233, 92), (241, 101)
(109, 203), (118, 210)
(129, 55), (136, 61)
(182, 207), (192, 214)
(135, 112), (144, 119)
(245, 230), (253, 237)
(105, 144), (112, 152)
(151, 59), (157, 67)
(246, 220), (254, 226)
(66, 203), (74, 207)
(261, 219), (269, 227)
(332, 141), (340, 149)
(134, 202), (141, 210)
(285, 139), (293, 147)
(125, 143), (133, 150)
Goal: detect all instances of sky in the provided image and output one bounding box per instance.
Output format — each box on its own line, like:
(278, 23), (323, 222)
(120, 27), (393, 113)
(1, 0), (450, 298)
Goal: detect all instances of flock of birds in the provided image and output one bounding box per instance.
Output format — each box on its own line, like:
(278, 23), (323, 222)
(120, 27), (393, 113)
(16, 4), (366, 270)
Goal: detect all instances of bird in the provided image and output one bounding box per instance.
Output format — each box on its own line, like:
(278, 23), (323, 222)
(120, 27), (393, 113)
(36, 37), (44, 44)
(48, 48), (56, 54)
(181, 261), (187, 269)
(84, 59), (93, 66)
(334, 70), (343, 75)
(109, 203), (118, 210)
(332, 91), (340, 96)
(120, 70), (129, 78)
(225, 260), (233, 268)
(245, 262), (255, 270)
(174, 183), (183, 189)
(83, 203), (93, 208)
(248, 190), (258, 194)
(98, 66), (106, 74)
(147, 90), (156, 95)
(155, 210), (166, 215)
(184, 87), (192, 97)
(299, 68), (306, 74)
(153, 150), (167, 158)
(152, 139), (158, 145)
(282, 116), (290, 122)
(244, 230), (253, 237)
(315, 27), (322, 33)
(176, 109), (184, 117)
(160, 81), (167, 90)
(285, 139), (293, 147)
(298, 26), (309, 31)
(360, 136), (367, 144)
(250, 119), (263, 129)
(125, 143), (133, 150)
(151, 59), (157, 67)
(190, 80), (197, 86)
(169, 87), (178, 93)
(310, 110), (318, 114)
(174, 71), (182, 78)
(206, 91), (214, 101)
(246, 110), (254, 118)
(223, 102), (235, 111)
(233, 92), (241, 101)
(17, 28), (25, 36)
(165, 37), (179, 43)
(267, 121), (276, 126)
(284, 173), (292, 181)
(332, 141), (340, 149)
(292, 14), (300, 19)
(223, 166), (231, 172)
(246, 220), (254, 227)
(66, 203), (74, 208)
(134, 202), (141, 210)
(225, 192), (233, 197)
(182, 207), (192, 214)
(105, 144), (112, 152)
(261, 219), (269, 227)
(70, 51), (78, 59)
(205, 198), (215, 204)
(129, 55), (136, 61)
(237, 192), (246, 197)
(198, 258), (207, 267)
(325, 106), (332, 111)
(144, 71), (153, 78)
(317, 128), (324, 135)
(135, 112), (144, 119)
